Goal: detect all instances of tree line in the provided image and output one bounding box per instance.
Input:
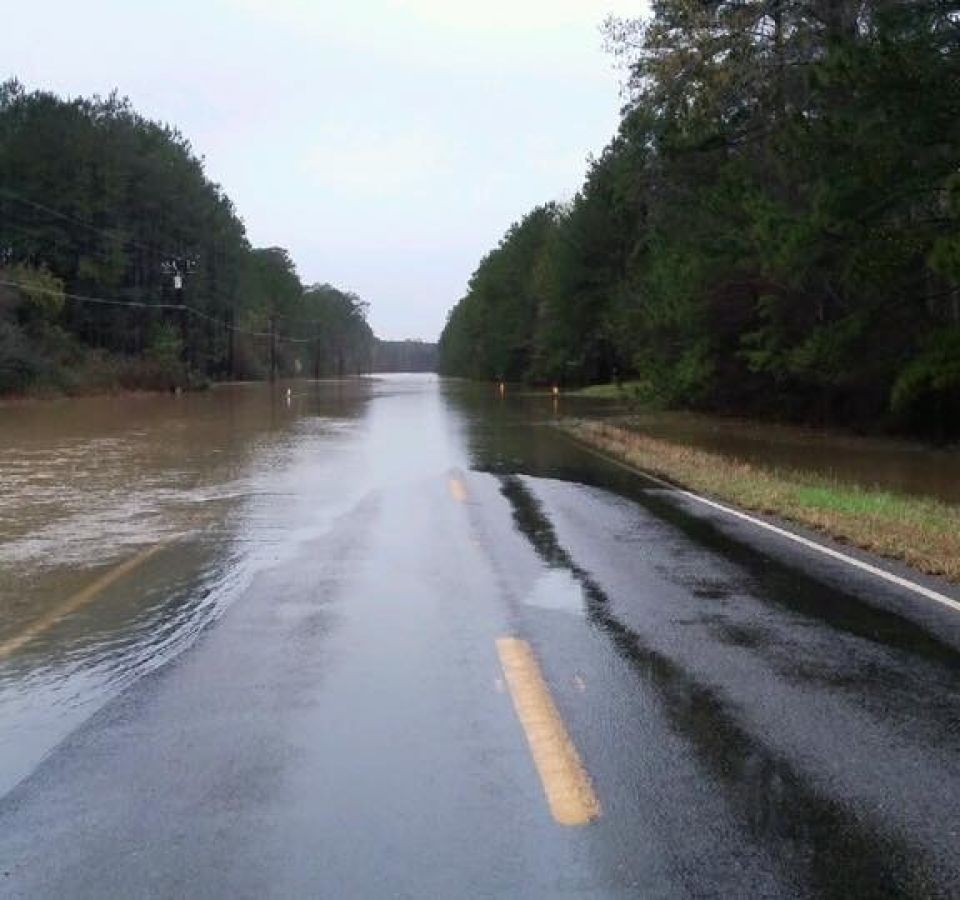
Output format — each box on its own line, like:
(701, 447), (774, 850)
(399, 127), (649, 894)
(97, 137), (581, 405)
(372, 340), (437, 373)
(0, 80), (373, 394)
(439, 1), (960, 437)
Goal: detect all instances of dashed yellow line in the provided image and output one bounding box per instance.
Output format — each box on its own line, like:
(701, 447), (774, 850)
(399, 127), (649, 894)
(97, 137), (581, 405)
(496, 636), (601, 826)
(0, 542), (168, 661)
(448, 476), (468, 503)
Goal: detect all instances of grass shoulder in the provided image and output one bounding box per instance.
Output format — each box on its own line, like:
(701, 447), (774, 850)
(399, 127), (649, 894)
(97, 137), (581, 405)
(559, 418), (960, 585)
(566, 380), (645, 400)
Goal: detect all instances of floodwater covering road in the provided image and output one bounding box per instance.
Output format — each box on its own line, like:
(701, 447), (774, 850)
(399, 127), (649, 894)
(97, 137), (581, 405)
(0, 375), (958, 898)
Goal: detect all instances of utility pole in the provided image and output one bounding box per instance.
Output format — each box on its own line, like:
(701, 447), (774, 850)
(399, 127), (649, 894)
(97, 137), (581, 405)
(161, 255), (197, 368)
(174, 270), (188, 366)
(269, 313), (277, 382)
(227, 306), (235, 380)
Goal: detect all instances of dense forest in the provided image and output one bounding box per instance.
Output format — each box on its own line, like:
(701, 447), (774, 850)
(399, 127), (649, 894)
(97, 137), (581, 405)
(439, 1), (960, 437)
(0, 80), (373, 394)
(372, 340), (437, 373)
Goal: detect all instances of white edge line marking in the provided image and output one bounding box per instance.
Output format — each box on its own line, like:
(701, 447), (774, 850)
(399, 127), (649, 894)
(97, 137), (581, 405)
(572, 439), (960, 616)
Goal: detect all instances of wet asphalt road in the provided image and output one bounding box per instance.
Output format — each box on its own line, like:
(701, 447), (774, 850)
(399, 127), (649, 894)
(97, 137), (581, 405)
(1, 376), (959, 898)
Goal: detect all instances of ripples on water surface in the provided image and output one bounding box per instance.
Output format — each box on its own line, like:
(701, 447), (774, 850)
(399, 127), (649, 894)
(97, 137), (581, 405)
(2, 377), (957, 798)
(0, 382), (373, 795)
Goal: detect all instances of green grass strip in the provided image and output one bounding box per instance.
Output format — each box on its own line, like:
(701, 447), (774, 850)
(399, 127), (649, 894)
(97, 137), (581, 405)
(560, 419), (960, 584)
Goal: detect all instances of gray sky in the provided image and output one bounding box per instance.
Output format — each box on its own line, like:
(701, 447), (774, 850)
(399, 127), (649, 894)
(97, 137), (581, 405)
(7, 1), (644, 340)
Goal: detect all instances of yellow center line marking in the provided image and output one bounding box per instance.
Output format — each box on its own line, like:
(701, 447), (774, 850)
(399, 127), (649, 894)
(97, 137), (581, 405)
(0, 542), (169, 661)
(448, 476), (468, 503)
(496, 636), (601, 826)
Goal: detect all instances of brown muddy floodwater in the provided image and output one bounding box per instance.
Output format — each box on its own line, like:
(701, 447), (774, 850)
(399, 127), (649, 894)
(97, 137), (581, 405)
(614, 409), (960, 504)
(0, 380), (375, 794)
(1, 378), (957, 799)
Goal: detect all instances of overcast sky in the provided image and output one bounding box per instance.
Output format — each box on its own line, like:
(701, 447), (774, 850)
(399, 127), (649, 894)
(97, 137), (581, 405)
(6, 1), (646, 340)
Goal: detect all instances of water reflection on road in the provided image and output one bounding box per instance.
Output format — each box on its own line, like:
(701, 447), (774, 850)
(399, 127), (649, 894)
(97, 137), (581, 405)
(0, 377), (958, 897)
(0, 378), (611, 795)
(0, 381), (373, 794)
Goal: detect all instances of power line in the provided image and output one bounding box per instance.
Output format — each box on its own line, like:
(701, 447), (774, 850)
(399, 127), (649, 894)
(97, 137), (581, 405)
(0, 187), (373, 325)
(0, 188), (372, 333)
(0, 212), (251, 316)
(0, 185), (190, 261)
(0, 278), (317, 345)
(0, 189), (322, 318)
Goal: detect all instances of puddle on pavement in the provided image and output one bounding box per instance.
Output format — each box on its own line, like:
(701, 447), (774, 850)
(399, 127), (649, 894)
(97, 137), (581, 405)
(523, 567), (586, 616)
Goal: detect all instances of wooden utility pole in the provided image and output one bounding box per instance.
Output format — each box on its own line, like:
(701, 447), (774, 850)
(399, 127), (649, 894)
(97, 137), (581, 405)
(175, 273), (188, 367)
(269, 314), (277, 382)
(227, 307), (235, 379)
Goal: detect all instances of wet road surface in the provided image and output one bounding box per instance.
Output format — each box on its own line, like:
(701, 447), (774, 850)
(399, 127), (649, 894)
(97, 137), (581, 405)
(1, 376), (959, 898)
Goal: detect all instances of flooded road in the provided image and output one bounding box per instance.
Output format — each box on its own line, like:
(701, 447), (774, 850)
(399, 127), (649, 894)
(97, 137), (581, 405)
(615, 409), (960, 503)
(0, 376), (959, 898)
(0, 384), (371, 794)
